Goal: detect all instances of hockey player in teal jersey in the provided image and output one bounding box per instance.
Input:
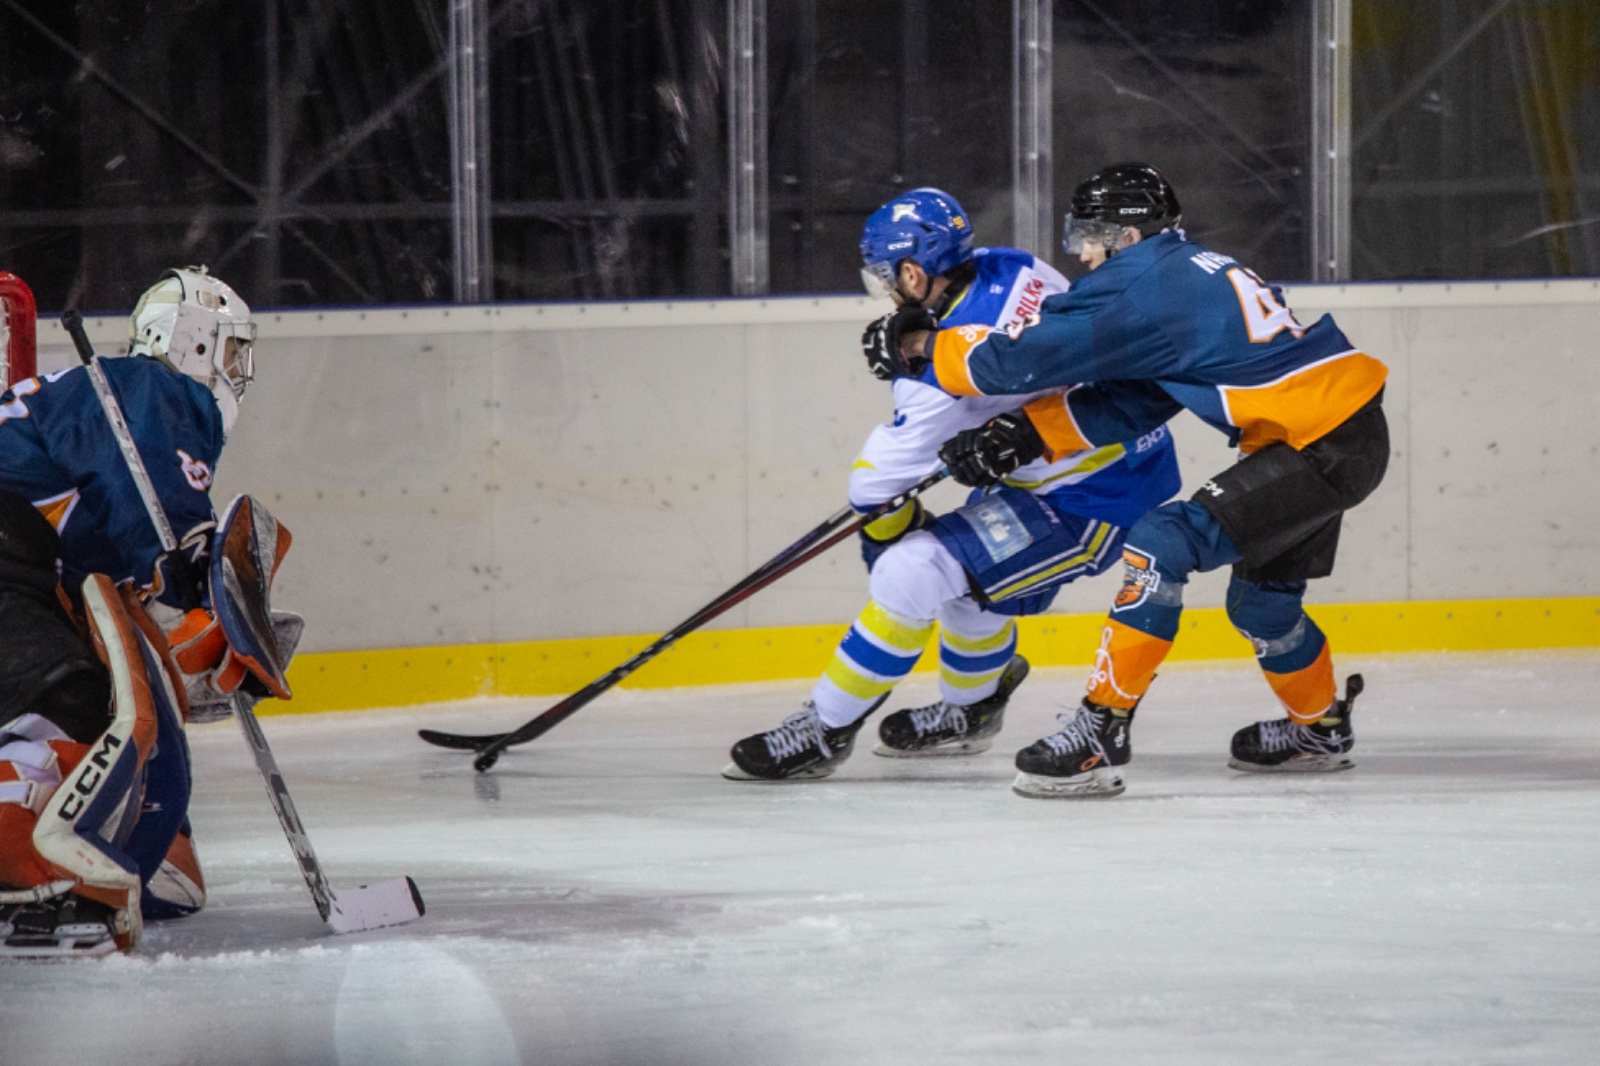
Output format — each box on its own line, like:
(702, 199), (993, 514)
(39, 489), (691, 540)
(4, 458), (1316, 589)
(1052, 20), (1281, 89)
(0, 268), (260, 955)
(886, 165), (1388, 798)
(724, 188), (1181, 782)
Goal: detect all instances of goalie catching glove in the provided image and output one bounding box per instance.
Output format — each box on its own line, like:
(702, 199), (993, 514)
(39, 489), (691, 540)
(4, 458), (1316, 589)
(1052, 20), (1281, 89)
(861, 308), (938, 380)
(938, 411), (1047, 487)
(168, 607), (248, 701)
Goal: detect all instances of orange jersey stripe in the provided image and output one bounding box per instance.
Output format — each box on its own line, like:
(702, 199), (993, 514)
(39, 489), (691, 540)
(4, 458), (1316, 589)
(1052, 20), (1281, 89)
(930, 325), (994, 396)
(1219, 350), (1388, 453)
(1085, 618), (1172, 710)
(1022, 393), (1093, 457)
(1263, 642), (1338, 723)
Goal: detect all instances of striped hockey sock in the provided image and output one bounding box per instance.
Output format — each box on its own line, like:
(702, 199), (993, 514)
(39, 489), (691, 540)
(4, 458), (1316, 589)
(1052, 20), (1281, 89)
(812, 599), (935, 728)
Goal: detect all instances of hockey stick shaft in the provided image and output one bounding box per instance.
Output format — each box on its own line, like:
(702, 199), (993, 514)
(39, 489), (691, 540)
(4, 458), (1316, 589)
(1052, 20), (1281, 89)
(461, 469), (950, 771)
(63, 311), (204, 602)
(231, 692), (340, 920)
(61, 312), (416, 930)
(418, 500), (862, 752)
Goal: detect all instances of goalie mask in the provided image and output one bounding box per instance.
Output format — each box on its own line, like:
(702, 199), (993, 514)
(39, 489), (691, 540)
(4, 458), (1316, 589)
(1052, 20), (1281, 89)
(128, 267), (256, 436)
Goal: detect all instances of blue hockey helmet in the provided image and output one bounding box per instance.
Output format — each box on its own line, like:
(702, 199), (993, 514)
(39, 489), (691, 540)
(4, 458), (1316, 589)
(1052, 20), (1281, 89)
(859, 188), (975, 299)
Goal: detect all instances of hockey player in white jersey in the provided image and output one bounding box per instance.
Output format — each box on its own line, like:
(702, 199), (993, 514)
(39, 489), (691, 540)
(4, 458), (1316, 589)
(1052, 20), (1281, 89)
(724, 189), (1182, 781)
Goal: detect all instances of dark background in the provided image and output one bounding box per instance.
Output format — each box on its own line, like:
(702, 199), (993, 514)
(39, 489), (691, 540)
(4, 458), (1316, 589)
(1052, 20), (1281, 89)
(1, 0), (1596, 312)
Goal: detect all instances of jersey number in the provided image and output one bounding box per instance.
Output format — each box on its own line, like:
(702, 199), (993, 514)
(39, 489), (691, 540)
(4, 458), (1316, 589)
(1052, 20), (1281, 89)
(1228, 268), (1304, 343)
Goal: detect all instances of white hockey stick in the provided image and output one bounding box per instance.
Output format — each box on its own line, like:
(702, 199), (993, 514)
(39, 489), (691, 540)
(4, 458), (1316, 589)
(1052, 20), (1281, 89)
(61, 311), (424, 934)
(232, 691), (424, 933)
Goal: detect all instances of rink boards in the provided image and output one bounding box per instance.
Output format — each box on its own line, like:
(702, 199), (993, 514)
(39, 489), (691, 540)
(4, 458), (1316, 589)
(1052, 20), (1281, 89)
(32, 279), (1600, 714)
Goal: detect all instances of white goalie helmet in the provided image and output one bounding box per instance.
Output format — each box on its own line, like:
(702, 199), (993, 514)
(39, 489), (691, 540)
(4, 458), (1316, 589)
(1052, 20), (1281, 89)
(128, 266), (256, 436)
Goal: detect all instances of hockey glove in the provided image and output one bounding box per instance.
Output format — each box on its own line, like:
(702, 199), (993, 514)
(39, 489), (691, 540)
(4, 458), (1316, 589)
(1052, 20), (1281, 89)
(861, 308), (938, 380)
(939, 411), (1047, 487)
(857, 497), (934, 571)
(168, 608), (248, 704)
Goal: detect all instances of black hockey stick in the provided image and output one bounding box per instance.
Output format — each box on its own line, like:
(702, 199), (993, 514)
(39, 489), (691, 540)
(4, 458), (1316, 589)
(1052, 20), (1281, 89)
(419, 468), (950, 770)
(417, 499), (859, 754)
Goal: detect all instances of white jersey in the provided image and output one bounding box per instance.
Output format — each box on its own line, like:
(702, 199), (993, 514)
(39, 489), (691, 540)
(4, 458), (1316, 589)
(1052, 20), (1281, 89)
(848, 248), (1127, 512)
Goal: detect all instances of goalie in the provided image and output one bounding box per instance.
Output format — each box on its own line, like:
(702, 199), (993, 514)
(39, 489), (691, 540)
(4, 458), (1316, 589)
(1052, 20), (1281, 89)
(0, 267), (274, 956)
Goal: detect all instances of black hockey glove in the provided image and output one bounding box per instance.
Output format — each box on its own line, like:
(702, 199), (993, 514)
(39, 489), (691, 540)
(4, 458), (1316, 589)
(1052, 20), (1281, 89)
(939, 411), (1047, 487)
(861, 308), (938, 380)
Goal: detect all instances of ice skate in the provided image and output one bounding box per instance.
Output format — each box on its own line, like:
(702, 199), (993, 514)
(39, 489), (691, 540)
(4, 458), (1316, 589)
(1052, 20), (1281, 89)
(0, 893), (121, 958)
(723, 700), (880, 782)
(875, 655), (1029, 757)
(1011, 700), (1134, 798)
(1230, 674), (1361, 773)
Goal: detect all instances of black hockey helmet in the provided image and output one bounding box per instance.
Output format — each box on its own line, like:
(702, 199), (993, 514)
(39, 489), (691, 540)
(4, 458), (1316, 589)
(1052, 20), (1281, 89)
(1063, 163), (1182, 255)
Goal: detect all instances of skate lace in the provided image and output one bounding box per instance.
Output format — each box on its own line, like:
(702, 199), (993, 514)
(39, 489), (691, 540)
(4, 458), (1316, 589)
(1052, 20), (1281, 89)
(907, 702), (967, 738)
(1086, 625), (1136, 704)
(1041, 705), (1107, 758)
(1257, 718), (1341, 755)
(764, 707), (831, 761)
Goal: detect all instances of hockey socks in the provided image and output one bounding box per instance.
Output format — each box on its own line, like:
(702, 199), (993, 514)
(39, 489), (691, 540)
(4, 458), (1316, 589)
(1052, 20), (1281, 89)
(812, 600), (935, 728)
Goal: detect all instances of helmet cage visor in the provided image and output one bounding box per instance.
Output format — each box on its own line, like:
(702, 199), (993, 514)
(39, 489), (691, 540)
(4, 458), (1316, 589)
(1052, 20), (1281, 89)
(860, 260), (899, 300)
(214, 319), (256, 399)
(1063, 214), (1139, 256)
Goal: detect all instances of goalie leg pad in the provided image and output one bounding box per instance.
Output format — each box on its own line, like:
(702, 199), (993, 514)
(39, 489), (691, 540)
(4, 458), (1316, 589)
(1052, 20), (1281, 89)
(142, 819), (205, 920)
(28, 574), (172, 950)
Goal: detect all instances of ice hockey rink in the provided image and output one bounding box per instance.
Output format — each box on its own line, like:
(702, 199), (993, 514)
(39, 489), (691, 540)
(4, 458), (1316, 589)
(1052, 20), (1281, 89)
(2, 652), (1596, 1066)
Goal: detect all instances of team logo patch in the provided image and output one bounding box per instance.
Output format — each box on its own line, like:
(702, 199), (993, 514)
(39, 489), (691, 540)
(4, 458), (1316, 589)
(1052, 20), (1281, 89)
(1111, 548), (1160, 612)
(892, 204), (919, 222)
(178, 449), (212, 491)
(1004, 312), (1040, 340)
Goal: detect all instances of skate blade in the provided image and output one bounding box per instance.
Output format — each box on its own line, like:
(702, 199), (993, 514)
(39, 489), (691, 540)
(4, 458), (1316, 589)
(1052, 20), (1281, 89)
(720, 761), (837, 782)
(872, 737), (994, 758)
(1229, 753), (1354, 774)
(1011, 768), (1125, 799)
(0, 932), (119, 958)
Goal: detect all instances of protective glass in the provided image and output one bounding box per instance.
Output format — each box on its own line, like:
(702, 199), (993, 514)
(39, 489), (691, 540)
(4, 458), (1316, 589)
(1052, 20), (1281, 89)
(1062, 215), (1134, 256)
(860, 261), (898, 300)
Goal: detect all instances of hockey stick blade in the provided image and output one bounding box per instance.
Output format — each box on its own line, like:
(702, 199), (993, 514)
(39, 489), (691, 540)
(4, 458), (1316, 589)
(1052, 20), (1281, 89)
(417, 727), (506, 751)
(448, 470), (951, 771)
(417, 504), (860, 755)
(325, 876), (427, 934)
(236, 693), (427, 934)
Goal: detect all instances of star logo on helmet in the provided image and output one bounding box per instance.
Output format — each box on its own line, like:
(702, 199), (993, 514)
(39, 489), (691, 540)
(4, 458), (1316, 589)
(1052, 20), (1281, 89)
(891, 204), (919, 222)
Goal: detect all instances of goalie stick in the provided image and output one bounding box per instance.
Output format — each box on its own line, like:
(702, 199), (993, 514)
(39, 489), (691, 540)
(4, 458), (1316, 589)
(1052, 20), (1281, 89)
(60, 311), (424, 934)
(419, 468), (951, 771)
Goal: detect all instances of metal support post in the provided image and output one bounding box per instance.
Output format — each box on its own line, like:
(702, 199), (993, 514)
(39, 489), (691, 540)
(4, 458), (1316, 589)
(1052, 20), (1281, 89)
(728, 0), (769, 295)
(450, 0), (492, 302)
(1012, 0), (1054, 262)
(1310, 0), (1351, 281)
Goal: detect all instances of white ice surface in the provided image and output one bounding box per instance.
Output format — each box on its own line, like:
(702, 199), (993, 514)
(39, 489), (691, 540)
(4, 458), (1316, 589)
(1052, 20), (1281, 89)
(4, 653), (1599, 1065)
